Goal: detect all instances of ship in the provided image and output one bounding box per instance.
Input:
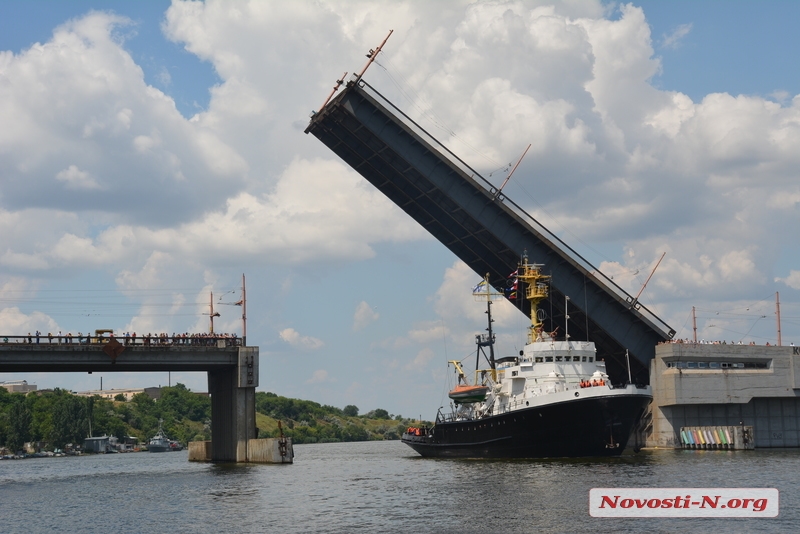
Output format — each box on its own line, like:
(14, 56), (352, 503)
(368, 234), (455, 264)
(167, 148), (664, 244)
(402, 256), (652, 458)
(147, 420), (171, 453)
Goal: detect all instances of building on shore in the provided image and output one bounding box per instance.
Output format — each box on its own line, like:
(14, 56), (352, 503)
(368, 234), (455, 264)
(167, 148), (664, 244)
(74, 387), (162, 401)
(84, 436), (116, 453)
(647, 343), (800, 448)
(0, 380), (38, 393)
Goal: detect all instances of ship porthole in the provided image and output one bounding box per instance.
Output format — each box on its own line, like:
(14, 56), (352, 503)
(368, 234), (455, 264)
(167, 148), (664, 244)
(574, 392), (579, 397)
(526, 401), (529, 406)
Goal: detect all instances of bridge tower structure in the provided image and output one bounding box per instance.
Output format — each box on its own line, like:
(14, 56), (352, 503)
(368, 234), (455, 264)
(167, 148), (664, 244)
(305, 78), (674, 384)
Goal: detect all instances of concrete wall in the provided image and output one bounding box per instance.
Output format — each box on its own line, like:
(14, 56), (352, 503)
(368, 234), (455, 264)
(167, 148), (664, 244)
(247, 438), (293, 464)
(188, 440), (212, 461)
(649, 344), (800, 448)
(188, 438), (292, 464)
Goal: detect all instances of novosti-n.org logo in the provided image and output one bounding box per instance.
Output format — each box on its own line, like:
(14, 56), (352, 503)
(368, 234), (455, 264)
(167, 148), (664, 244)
(589, 488), (778, 517)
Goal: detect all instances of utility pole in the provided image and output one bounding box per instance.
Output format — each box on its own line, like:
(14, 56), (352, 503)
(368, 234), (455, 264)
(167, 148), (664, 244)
(209, 291), (220, 334)
(776, 292), (782, 347)
(242, 274), (247, 346)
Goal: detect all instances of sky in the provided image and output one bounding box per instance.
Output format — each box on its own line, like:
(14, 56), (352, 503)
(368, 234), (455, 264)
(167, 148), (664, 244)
(1, 0), (800, 420)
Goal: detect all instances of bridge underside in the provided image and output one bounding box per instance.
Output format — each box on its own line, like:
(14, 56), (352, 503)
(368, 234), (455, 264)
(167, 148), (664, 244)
(0, 344), (258, 462)
(306, 81), (674, 384)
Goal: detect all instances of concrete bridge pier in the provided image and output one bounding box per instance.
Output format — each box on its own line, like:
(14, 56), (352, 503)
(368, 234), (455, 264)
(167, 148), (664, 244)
(208, 346), (258, 462)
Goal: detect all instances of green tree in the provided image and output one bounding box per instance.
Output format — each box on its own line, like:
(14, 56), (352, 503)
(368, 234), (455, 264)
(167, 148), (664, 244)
(7, 398), (32, 452)
(159, 384), (210, 421)
(50, 394), (88, 448)
(343, 405), (359, 417)
(28, 390), (57, 443)
(338, 422), (369, 441)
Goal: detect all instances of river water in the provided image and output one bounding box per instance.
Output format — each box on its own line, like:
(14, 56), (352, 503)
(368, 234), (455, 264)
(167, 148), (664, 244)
(1, 441), (796, 533)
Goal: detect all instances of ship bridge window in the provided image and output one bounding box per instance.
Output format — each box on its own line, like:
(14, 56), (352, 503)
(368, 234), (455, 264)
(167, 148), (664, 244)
(588, 357), (593, 362)
(555, 356), (562, 362)
(669, 360), (770, 370)
(564, 356), (572, 362)
(582, 356), (587, 362)
(535, 357), (543, 363)
(545, 356), (553, 362)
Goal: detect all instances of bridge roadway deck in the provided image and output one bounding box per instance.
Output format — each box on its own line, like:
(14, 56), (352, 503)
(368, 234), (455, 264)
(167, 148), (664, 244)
(0, 336), (242, 373)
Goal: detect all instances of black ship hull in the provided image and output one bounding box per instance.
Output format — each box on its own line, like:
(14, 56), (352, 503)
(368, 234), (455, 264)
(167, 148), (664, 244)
(402, 393), (651, 458)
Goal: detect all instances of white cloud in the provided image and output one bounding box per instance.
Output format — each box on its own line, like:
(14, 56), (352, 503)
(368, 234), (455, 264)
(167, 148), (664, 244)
(306, 369), (332, 384)
(353, 301), (379, 331)
(408, 322), (448, 345)
(0, 11), (247, 226)
(0, 307), (59, 334)
(661, 23), (692, 50)
(776, 271), (800, 290)
(279, 327), (324, 350)
(404, 347), (436, 371)
(55, 165), (101, 190)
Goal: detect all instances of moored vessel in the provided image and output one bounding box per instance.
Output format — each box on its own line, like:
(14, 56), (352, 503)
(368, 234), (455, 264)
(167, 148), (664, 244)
(147, 420), (171, 453)
(402, 256), (652, 458)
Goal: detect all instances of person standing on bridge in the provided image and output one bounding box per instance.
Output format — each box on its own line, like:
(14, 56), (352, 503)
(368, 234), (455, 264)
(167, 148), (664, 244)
(35, 330), (40, 343)
(48, 332), (52, 343)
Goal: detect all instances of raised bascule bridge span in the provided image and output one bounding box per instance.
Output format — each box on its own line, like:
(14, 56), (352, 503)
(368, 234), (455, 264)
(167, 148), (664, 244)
(305, 77), (675, 385)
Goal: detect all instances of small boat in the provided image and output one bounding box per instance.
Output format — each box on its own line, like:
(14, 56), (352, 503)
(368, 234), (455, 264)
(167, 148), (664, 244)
(402, 256), (652, 458)
(448, 384), (490, 404)
(147, 420), (171, 453)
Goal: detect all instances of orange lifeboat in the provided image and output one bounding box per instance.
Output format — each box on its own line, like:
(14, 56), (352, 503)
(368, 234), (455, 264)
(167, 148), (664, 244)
(448, 384), (490, 404)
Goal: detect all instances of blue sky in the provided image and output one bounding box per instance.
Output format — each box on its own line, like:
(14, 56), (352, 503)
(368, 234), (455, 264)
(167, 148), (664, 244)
(635, 1), (800, 101)
(1, 1), (799, 419)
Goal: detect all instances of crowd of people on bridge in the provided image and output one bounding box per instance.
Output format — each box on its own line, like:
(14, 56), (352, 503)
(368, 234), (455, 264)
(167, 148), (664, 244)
(123, 332), (241, 347)
(3, 331), (242, 347)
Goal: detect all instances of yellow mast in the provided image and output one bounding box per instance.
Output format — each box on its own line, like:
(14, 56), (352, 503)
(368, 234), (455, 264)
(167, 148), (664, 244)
(516, 257), (551, 343)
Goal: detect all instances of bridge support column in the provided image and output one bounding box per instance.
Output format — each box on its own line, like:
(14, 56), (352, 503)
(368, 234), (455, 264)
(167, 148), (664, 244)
(208, 346), (258, 462)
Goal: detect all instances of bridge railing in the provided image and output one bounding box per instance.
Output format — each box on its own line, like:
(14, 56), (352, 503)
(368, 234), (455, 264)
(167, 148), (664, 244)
(355, 80), (674, 338)
(0, 335), (243, 348)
